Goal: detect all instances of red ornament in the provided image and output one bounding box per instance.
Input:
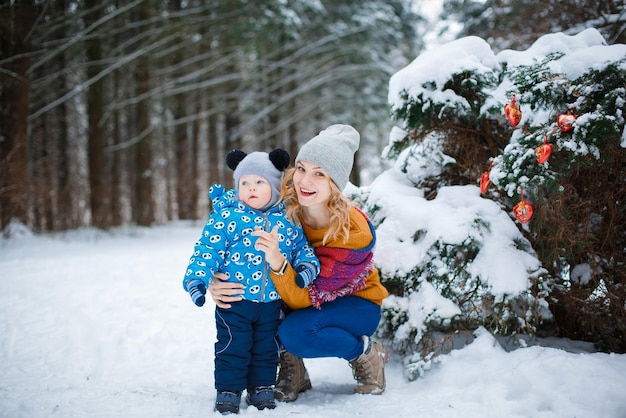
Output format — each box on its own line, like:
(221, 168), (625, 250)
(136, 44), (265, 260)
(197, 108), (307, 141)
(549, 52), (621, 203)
(513, 187), (533, 224)
(479, 161), (493, 194)
(557, 112), (577, 132)
(504, 95), (522, 127)
(535, 136), (552, 164)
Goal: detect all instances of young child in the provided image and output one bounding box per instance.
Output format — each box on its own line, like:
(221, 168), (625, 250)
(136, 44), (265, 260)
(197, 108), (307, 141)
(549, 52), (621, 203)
(182, 148), (320, 415)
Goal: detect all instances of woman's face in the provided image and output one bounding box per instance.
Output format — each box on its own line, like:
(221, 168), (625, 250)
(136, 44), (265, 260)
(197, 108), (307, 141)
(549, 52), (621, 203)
(292, 160), (333, 208)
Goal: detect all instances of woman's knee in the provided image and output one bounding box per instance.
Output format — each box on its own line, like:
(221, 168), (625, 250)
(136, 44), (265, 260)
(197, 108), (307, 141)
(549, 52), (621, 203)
(278, 312), (313, 352)
(278, 314), (302, 344)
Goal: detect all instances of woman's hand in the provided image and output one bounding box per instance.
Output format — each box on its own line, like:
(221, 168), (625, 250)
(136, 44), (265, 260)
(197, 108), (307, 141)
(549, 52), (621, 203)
(251, 226), (285, 271)
(209, 272), (244, 308)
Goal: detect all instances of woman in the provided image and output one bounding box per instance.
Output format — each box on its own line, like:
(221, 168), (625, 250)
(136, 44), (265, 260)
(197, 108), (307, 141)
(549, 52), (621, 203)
(210, 124), (389, 402)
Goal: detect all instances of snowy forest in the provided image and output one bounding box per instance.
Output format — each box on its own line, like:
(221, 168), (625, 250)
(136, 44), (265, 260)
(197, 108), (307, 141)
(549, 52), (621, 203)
(2, 0), (625, 371)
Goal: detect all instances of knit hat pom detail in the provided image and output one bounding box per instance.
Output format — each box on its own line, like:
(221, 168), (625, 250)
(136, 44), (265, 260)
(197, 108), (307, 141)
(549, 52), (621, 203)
(269, 148), (290, 172)
(226, 149), (247, 170)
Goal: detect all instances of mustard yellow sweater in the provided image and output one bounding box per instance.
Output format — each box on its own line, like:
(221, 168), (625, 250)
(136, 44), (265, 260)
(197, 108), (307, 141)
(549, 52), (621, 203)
(271, 206), (388, 310)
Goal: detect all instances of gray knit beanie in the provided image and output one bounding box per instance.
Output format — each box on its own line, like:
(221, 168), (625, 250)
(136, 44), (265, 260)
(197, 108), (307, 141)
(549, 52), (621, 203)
(226, 149), (290, 210)
(295, 124), (360, 190)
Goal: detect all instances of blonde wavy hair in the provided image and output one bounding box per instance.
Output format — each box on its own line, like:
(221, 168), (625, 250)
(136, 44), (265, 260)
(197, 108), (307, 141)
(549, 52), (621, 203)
(280, 168), (352, 245)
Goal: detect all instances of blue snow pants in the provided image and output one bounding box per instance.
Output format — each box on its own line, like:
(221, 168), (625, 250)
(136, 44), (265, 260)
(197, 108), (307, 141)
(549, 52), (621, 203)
(277, 296), (381, 361)
(214, 300), (282, 392)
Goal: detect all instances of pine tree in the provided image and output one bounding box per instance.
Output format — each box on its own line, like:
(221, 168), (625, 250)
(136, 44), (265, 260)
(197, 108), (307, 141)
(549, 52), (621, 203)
(361, 28), (625, 378)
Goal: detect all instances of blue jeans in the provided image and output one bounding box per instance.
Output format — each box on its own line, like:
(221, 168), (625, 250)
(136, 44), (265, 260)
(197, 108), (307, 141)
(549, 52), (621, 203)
(277, 296), (381, 361)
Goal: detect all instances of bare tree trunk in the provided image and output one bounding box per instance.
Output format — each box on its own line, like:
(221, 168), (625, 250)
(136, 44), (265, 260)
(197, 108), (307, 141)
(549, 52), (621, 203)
(134, 77), (154, 226)
(207, 112), (221, 194)
(190, 104), (201, 219)
(56, 76), (71, 230)
(287, 77), (299, 160)
(29, 116), (55, 231)
(0, 1), (35, 234)
(223, 73), (240, 189)
(52, 0), (72, 231)
(168, 0), (192, 220)
(134, 1), (155, 226)
(85, 0), (110, 229)
(111, 97), (124, 226)
(110, 1), (126, 227)
(174, 99), (192, 219)
(288, 118), (299, 162)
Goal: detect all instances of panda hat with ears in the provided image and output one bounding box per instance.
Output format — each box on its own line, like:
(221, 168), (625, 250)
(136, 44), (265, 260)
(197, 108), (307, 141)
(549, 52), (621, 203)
(225, 148), (290, 210)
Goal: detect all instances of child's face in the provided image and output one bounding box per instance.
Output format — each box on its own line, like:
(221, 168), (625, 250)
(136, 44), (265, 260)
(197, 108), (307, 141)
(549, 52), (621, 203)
(238, 174), (272, 210)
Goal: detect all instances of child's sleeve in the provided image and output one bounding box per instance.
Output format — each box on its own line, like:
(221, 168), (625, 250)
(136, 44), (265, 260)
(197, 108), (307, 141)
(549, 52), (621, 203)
(182, 213), (227, 290)
(288, 225), (320, 276)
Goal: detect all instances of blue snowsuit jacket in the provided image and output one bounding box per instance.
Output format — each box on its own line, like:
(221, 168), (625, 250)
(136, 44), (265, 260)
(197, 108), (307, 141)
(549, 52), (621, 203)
(183, 184), (320, 303)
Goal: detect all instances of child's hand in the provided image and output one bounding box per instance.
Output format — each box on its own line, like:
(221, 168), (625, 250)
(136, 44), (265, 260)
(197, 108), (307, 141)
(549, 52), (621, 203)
(185, 279), (207, 307)
(251, 226), (283, 269)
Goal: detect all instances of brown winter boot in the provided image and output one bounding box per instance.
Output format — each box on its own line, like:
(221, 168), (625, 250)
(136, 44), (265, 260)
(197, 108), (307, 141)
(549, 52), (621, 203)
(274, 351), (312, 402)
(349, 341), (389, 395)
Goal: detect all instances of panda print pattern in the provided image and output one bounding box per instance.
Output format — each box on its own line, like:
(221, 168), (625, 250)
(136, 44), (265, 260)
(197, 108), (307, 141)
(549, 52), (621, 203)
(183, 184), (319, 303)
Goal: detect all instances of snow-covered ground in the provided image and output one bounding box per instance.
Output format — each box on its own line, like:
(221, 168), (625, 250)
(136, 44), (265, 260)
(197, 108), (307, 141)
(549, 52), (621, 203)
(1, 221), (625, 417)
